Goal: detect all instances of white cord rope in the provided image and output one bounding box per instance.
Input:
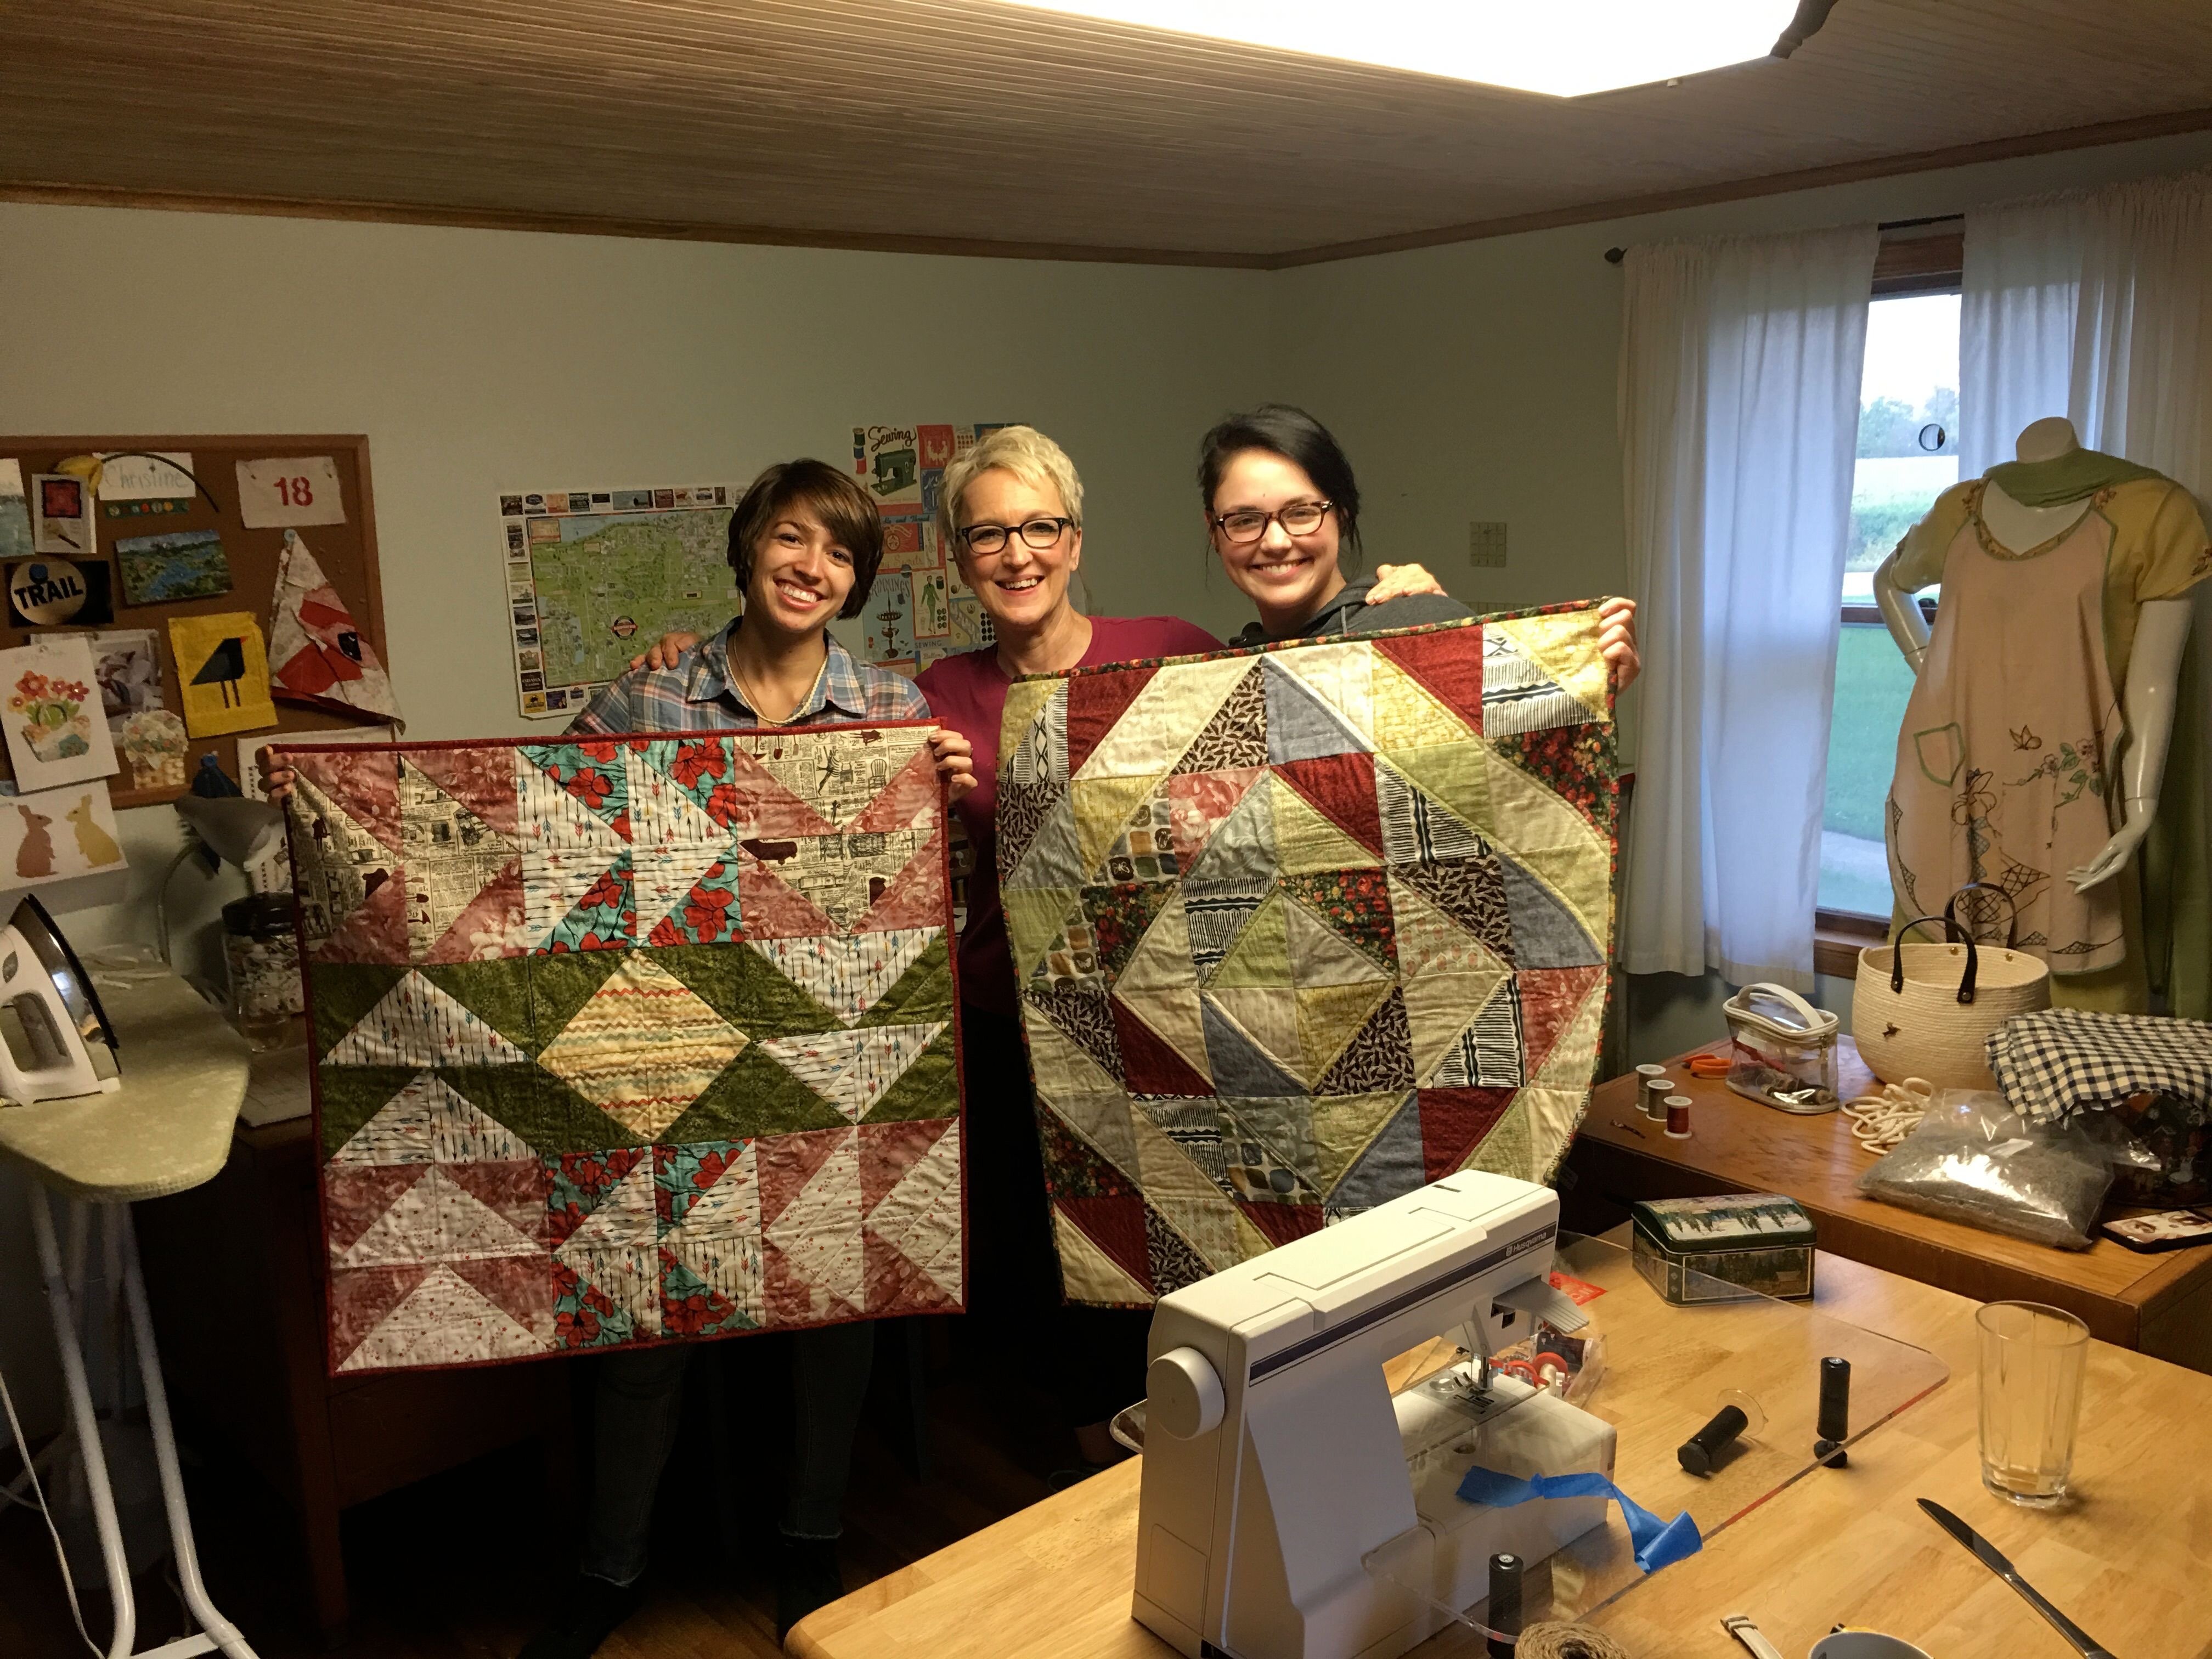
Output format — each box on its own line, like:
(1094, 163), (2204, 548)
(1841, 1077), (1935, 1153)
(0, 1359), (104, 1657)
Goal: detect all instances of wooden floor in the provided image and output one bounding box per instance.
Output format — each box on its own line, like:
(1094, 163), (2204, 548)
(0, 1324), (1090, 1658)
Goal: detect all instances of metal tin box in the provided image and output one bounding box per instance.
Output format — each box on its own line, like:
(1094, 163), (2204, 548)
(1629, 1193), (1817, 1304)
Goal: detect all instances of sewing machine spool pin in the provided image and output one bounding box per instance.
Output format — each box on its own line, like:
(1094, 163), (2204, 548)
(1815, 1356), (1851, 1467)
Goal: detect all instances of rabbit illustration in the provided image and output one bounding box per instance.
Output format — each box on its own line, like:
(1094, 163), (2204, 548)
(15, 805), (53, 879)
(66, 797), (120, 867)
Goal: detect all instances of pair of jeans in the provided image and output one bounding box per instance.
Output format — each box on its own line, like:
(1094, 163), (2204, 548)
(579, 1319), (875, 1586)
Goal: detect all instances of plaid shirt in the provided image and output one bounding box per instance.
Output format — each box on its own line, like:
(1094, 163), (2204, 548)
(566, 618), (929, 736)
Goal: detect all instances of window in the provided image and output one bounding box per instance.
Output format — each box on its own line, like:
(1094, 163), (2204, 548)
(1818, 284), (1959, 919)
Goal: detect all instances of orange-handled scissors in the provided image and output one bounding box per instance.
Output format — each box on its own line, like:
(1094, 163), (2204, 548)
(1685, 1053), (1732, 1079)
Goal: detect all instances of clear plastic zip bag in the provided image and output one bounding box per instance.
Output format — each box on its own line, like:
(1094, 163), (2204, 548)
(1857, 1090), (2112, 1249)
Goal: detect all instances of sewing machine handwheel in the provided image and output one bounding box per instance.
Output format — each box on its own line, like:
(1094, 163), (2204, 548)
(1147, 1347), (1224, 1439)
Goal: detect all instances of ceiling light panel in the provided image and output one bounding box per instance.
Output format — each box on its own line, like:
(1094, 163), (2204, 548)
(998, 1), (1807, 97)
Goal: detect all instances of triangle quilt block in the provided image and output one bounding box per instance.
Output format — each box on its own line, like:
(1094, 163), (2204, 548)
(1003, 607), (1616, 1304)
(279, 719), (964, 1375)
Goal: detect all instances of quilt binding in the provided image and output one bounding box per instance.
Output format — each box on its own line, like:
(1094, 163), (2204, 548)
(999, 602), (1621, 1303)
(273, 718), (968, 1375)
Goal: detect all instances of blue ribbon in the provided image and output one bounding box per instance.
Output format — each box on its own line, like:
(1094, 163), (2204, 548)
(1453, 1465), (1702, 1575)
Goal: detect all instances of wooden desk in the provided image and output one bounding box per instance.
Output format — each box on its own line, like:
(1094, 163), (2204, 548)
(788, 1248), (2212, 1659)
(1564, 1039), (2212, 1372)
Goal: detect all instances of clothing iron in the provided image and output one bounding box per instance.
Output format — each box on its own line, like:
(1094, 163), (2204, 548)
(0, 893), (120, 1103)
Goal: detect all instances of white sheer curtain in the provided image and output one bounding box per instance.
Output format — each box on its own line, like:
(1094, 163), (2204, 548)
(1957, 195), (2087, 477)
(1960, 170), (2212, 1016)
(1620, 224), (1878, 990)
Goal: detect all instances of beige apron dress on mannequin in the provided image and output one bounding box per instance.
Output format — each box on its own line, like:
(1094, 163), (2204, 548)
(1887, 481), (2129, 974)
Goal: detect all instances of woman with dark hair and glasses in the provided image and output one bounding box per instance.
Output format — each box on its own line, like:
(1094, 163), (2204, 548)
(1200, 403), (1641, 683)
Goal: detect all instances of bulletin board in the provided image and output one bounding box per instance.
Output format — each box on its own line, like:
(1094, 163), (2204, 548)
(0, 435), (390, 806)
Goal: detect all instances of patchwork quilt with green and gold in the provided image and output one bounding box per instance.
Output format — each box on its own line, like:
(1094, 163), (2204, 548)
(279, 725), (962, 1374)
(997, 605), (1616, 1305)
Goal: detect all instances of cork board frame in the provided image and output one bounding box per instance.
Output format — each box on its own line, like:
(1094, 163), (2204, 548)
(0, 434), (389, 806)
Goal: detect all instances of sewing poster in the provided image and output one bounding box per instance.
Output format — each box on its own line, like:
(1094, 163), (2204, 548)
(998, 606), (1618, 1306)
(0, 779), (126, 888)
(278, 723), (964, 1374)
(170, 611), (275, 738)
(848, 421), (1011, 617)
(0, 635), (121, 791)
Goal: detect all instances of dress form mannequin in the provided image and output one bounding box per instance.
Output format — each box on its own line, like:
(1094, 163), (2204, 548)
(1872, 416), (2193, 897)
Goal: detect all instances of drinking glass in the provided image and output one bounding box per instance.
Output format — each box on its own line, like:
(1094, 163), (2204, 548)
(1977, 1301), (2088, 1506)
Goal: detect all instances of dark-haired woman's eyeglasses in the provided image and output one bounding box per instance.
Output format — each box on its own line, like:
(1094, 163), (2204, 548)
(955, 517), (1073, 556)
(1212, 501), (1333, 543)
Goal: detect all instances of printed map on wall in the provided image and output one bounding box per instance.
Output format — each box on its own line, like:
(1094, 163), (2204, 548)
(499, 486), (741, 719)
(998, 607), (1617, 1306)
(279, 723), (963, 1373)
(851, 423), (1008, 678)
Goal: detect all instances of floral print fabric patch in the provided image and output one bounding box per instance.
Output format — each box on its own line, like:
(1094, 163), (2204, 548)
(280, 723), (963, 1373)
(998, 607), (1617, 1306)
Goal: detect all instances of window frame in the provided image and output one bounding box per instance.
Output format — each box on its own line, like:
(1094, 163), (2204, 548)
(1814, 229), (1963, 973)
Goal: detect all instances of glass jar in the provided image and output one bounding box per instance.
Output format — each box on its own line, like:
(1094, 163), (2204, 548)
(223, 893), (303, 1051)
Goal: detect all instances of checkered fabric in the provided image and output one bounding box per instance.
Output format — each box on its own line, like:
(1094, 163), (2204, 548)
(568, 621), (928, 735)
(998, 603), (1618, 1307)
(1986, 1008), (2212, 1125)
(277, 721), (961, 1374)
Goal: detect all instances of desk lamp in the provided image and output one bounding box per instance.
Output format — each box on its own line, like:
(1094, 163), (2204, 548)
(160, 793), (285, 970)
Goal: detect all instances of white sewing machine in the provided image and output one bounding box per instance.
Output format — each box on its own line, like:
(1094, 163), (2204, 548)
(1133, 1171), (1615, 1659)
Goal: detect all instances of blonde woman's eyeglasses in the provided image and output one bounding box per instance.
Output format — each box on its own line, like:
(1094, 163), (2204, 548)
(956, 517), (1072, 556)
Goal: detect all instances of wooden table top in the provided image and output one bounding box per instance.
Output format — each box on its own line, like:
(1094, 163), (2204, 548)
(1568, 1038), (2212, 1367)
(0, 962), (250, 1201)
(790, 1244), (2212, 1659)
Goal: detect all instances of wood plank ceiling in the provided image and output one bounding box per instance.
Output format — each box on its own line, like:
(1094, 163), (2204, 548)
(4, 0), (2211, 266)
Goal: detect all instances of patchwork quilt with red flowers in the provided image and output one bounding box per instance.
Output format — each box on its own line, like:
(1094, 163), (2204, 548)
(997, 606), (1617, 1306)
(276, 723), (962, 1373)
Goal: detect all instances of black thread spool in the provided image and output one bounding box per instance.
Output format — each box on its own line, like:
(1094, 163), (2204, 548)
(1815, 1356), (1851, 1468)
(1678, 1389), (1766, 1476)
(1486, 1551), (1524, 1658)
(1678, 1404), (1747, 1475)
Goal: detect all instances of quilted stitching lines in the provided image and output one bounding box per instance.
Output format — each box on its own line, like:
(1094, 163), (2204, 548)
(1004, 609), (1617, 1306)
(284, 723), (962, 1374)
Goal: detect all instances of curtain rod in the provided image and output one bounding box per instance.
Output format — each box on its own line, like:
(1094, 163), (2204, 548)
(1604, 211), (1963, 263)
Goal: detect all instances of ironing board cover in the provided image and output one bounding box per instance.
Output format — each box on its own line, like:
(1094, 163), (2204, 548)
(278, 724), (963, 1374)
(998, 605), (1618, 1305)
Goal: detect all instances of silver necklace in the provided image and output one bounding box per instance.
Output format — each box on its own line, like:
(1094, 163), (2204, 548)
(727, 637), (825, 727)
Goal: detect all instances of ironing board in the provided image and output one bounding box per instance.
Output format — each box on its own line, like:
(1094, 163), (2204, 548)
(0, 962), (258, 1659)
